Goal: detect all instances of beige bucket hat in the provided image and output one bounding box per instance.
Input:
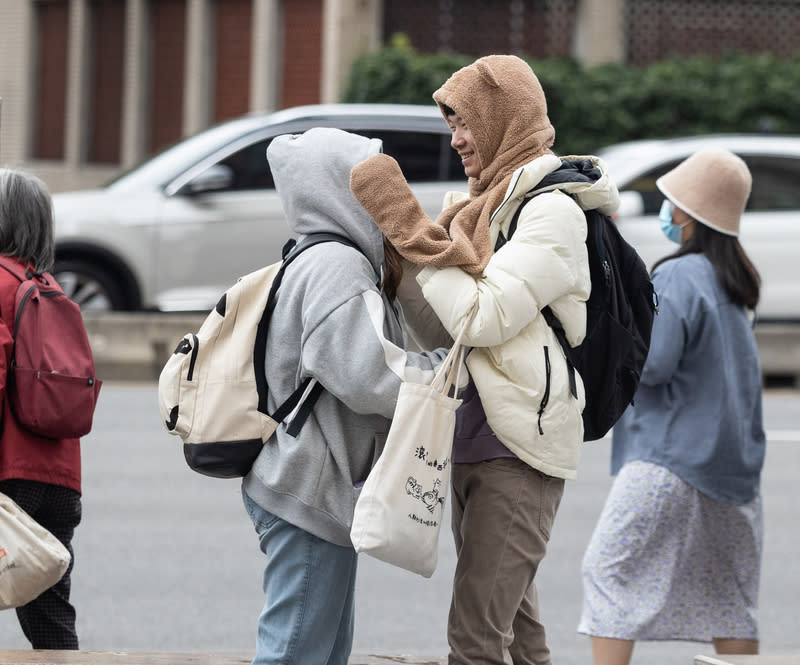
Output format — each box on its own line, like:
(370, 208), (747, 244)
(656, 147), (752, 237)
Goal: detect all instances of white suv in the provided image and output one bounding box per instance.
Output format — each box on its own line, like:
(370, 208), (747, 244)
(52, 104), (463, 312)
(599, 134), (800, 323)
(55, 117), (800, 324)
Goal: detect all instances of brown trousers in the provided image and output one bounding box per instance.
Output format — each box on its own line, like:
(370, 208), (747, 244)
(448, 458), (565, 665)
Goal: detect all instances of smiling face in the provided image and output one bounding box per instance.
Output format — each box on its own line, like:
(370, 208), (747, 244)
(446, 112), (482, 179)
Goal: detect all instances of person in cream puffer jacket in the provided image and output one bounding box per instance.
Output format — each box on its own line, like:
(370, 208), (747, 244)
(414, 153), (619, 477)
(351, 55), (619, 665)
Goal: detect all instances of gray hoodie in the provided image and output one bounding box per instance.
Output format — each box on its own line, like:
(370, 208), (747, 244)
(243, 128), (448, 547)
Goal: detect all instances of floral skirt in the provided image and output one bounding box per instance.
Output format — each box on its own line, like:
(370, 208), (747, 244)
(578, 460), (762, 642)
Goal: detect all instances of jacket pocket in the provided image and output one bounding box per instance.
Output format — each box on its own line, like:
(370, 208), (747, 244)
(355, 431), (387, 490)
(157, 334), (199, 438)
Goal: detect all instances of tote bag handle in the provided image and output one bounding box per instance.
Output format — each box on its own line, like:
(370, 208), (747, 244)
(430, 305), (477, 396)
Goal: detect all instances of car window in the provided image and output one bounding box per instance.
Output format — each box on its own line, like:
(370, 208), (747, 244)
(623, 152), (800, 214)
(213, 129), (464, 193)
(354, 130), (463, 182)
(623, 159), (683, 215)
(744, 155), (800, 211)
(218, 139), (275, 190)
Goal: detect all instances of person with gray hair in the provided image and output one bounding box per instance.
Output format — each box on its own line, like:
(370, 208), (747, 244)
(0, 168), (55, 272)
(579, 148), (766, 663)
(0, 167), (83, 649)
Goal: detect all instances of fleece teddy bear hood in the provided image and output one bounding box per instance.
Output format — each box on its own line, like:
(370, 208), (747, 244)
(432, 54), (555, 199)
(350, 55), (557, 275)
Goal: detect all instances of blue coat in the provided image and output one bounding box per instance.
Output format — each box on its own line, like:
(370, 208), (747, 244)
(611, 253), (766, 504)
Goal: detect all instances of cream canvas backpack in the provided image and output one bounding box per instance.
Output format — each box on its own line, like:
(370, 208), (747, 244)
(157, 233), (357, 477)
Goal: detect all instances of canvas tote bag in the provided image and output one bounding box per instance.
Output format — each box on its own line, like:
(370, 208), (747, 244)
(350, 311), (474, 578)
(0, 491), (72, 609)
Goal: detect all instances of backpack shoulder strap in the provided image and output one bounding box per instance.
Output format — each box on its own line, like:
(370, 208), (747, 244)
(254, 233), (361, 437)
(0, 257), (27, 283)
(495, 190), (580, 396)
(497, 159), (600, 249)
(494, 194), (533, 251)
(258, 232), (359, 345)
(497, 185), (593, 248)
(0, 258), (61, 293)
(541, 305), (577, 399)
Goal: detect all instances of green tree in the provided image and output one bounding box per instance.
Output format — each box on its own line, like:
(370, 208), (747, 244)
(342, 37), (800, 152)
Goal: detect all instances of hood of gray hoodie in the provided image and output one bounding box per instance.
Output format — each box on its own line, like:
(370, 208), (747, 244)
(267, 127), (385, 274)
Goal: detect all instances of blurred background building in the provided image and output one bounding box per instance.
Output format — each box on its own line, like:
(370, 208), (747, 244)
(0, 0), (797, 192)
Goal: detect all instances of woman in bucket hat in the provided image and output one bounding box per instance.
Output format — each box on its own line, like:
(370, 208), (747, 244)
(578, 148), (766, 664)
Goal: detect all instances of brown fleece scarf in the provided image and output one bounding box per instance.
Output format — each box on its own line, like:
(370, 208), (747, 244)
(350, 55), (556, 275)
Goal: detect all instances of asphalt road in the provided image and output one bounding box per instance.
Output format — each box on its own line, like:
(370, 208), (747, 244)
(0, 384), (797, 664)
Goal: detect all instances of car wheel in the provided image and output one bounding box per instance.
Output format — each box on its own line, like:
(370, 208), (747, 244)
(53, 259), (129, 311)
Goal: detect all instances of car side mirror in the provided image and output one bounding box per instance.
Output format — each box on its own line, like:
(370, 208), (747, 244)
(615, 190), (645, 218)
(183, 164), (234, 195)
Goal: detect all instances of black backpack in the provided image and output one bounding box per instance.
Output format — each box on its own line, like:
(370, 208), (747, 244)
(497, 160), (657, 441)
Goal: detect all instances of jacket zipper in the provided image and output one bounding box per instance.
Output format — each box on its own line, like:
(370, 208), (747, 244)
(536, 346), (552, 435)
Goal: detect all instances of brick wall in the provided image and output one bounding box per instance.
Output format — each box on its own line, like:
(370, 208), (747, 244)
(382, 0), (576, 58)
(149, 0), (186, 156)
(33, 0), (69, 160)
(626, 0), (800, 66)
(6, 0), (798, 194)
(88, 0), (125, 164)
(213, 0), (252, 123)
(383, 0), (800, 65)
(281, 0), (323, 108)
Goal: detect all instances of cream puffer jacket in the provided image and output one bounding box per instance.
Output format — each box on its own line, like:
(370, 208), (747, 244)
(414, 153), (619, 480)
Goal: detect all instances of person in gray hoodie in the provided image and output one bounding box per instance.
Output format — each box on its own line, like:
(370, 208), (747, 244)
(241, 127), (449, 665)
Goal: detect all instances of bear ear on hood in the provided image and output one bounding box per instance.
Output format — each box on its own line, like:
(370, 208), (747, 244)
(475, 59), (500, 88)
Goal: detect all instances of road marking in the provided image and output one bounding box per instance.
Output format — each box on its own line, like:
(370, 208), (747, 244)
(597, 431), (800, 443)
(767, 430), (800, 442)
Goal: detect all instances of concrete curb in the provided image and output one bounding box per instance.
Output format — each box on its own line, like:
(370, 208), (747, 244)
(82, 313), (800, 387)
(82, 312), (206, 382)
(0, 651), (446, 665)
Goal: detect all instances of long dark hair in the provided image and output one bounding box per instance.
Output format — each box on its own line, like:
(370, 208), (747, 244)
(382, 237), (404, 301)
(652, 222), (760, 309)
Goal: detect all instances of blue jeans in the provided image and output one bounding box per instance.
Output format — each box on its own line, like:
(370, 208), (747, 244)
(242, 488), (358, 665)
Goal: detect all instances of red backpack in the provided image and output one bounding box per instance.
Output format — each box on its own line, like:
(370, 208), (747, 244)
(0, 257), (102, 439)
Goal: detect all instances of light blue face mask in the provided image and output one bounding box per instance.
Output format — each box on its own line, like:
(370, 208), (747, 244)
(658, 199), (684, 244)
